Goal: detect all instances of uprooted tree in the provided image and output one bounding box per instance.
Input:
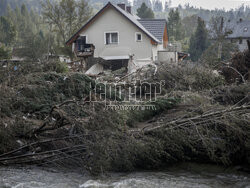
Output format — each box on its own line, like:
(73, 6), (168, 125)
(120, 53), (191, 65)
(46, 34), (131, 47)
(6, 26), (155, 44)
(0, 58), (249, 175)
(221, 40), (250, 83)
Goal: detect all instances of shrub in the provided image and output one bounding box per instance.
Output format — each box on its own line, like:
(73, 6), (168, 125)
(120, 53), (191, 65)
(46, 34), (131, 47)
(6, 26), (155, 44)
(43, 60), (69, 73)
(157, 62), (225, 91)
(0, 44), (11, 59)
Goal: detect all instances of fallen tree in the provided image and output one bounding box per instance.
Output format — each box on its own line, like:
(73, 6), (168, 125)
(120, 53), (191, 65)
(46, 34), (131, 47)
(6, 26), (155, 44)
(0, 100), (249, 174)
(139, 105), (250, 133)
(221, 40), (250, 84)
(0, 60), (249, 175)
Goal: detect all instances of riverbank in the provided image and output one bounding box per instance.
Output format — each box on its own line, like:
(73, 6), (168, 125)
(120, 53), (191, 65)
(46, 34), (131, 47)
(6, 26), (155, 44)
(1, 163), (250, 188)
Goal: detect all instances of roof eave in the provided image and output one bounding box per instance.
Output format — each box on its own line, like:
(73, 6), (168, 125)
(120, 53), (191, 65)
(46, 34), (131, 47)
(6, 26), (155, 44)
(66, 2), (160, 45)
(66, 2), (112, 45)
(138, 19), (167, 43)
(110, 3), (160, 43)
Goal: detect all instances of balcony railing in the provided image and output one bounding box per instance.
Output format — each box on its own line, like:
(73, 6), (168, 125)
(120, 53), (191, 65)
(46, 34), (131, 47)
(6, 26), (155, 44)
(75, 44), (95, 58)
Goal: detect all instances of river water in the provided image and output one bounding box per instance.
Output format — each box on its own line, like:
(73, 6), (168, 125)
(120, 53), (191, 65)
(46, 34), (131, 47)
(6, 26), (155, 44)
(0, 163), (249, 188)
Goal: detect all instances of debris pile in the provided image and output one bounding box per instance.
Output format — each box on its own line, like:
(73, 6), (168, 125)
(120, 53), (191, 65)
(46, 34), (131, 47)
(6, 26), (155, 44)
(156, 62), (225, 91)
(0, 60), (249, 175)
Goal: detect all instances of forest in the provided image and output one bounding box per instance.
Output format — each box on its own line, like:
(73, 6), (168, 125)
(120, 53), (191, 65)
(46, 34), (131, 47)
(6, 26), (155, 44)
(1, 0), (250, 61)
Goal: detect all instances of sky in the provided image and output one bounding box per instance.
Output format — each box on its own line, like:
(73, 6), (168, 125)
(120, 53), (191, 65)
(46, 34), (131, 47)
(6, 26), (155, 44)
(129, 0), (250, 10)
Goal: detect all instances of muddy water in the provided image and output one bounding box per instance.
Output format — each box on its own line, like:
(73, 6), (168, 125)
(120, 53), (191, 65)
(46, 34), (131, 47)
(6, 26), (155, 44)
(0, 163), (249, 188)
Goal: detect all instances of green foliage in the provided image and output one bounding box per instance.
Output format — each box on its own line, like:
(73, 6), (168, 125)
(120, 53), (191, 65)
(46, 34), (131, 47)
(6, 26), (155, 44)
(0, 0), (44, 16)
(56, 46), (74, 60)
(0, 123), (18, 154)
(182, 14), (198, 39)
(0, 60), (68, 84)
(157, 63), (225, 91)
(4, 3), (50, 60)
(153, 0), (163, 12)
(201, 41), (238, 67)
(0, 44), (11, 59)
(15, 30), (48, 60)
(127, 98), (180, 124)
(0, 16), (16, 45)
(179, 37), (190, 52)
(134, 0), (152, 10)
(0, 59), (249, 174)
(136, 2), (154, 19)
(43, 60), (69, 73)
(42, 0), (92, 44)
(189, 17), (209, 62)
(168, 9), (183, 41)
(212, 84), (250, 105)
(0, 72), (94, 116)
(12, 4), (35, 45)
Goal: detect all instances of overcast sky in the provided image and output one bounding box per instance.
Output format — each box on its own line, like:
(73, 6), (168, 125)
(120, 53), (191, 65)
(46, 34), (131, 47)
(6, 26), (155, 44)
(129, 0), (250, 10)
(171, 0), (250, 10)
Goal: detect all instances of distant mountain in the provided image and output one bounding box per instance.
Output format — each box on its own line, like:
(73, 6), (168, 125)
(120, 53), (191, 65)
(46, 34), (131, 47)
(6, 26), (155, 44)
(0, 0), (132, 16)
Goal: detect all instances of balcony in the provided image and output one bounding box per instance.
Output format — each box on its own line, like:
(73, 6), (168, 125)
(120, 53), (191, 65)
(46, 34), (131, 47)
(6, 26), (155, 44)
(75, 44), (95, 58)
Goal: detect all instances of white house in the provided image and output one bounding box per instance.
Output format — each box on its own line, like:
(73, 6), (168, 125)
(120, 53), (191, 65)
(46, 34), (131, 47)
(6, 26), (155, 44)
(227, 19), (250, 52)
(66, 2), (168, 71)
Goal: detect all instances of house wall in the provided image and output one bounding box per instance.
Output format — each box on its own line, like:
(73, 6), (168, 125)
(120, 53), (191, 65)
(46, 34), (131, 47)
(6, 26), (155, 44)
(158, 51), (178, 63)
(238, 39), (249, 52)
(78, 7), (154, 61)
(230, 38), (250, 52)
(152, 44), (164, 61)
(163, 25), (168, 48)
(76, 8), (153, 59)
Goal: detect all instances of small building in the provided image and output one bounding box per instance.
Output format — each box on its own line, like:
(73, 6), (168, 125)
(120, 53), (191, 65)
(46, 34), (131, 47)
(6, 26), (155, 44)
(227, 19), (250, 52)
(45, 54), (71, 63)
(66, 2), (168, 72)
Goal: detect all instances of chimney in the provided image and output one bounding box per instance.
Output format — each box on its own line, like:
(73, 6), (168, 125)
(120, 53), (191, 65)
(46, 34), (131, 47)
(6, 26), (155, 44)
(117, 3), (126, 11)
(126, 6), (132, 14)
(240, 18), (243, 23)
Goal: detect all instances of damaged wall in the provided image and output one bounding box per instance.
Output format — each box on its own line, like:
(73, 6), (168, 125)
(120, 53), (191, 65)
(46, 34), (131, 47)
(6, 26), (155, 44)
(158, 51), (178, 63)
(152, 44), (164, 61)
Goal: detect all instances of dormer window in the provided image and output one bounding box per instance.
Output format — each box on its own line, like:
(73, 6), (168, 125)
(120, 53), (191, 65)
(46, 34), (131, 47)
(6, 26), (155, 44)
(136, 32), (142, 42)
(244, 27), (248, 32)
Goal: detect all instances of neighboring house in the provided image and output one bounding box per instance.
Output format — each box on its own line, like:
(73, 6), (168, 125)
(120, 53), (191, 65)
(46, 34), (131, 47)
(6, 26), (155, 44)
(66, 2), (168, 71)
(227, 19), (250, 52)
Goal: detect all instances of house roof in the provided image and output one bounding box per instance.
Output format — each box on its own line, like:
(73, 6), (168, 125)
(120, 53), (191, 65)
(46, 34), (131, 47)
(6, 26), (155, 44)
(138, 19), (167, 42)
(227, 20), (250, 39)
(66, 2), (161, 45)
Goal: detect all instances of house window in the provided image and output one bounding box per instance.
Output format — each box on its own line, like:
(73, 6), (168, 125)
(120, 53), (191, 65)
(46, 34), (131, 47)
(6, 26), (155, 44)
(105, 32), (118, 44)
(135, 32), (142, 42)
(76, 36), (87, 51)
(239, 39), (243, 44)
